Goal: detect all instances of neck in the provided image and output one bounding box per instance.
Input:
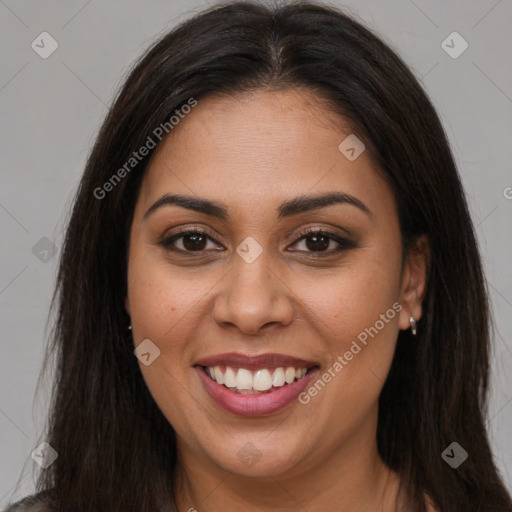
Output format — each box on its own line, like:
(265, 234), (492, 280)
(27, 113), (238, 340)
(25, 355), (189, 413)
(172, 424), (401, 512)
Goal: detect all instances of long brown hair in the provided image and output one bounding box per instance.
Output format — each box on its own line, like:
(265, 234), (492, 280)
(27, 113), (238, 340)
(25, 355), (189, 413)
(11, 1), (512, 511)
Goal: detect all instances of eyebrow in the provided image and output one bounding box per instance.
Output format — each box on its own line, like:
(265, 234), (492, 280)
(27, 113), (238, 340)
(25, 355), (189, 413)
(143, 192), (372, 221)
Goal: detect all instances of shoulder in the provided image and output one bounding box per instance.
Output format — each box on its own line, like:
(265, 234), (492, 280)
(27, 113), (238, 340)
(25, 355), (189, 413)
(4, 490), (54, 512)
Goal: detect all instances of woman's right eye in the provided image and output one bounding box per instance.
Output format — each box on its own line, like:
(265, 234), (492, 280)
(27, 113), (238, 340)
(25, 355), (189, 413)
(159, 230), (223, 253)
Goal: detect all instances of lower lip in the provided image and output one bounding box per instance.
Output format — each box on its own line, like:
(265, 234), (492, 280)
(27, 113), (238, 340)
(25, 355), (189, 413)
(195, 366), (319, 416)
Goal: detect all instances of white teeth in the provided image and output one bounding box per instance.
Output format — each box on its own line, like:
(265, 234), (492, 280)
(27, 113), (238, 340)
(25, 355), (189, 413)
(236, 368), (253, 390)
(285, 367), (296, 384)
(205, 365), (310, 393)
(224, 366), (237, 388)
(253, 369), (273, 391)
(214, 366), (224, 385)
(272, 367), (285, 387)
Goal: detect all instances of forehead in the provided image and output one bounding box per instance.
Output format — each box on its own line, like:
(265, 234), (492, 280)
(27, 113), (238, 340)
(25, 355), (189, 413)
(137, 89), (395, 220)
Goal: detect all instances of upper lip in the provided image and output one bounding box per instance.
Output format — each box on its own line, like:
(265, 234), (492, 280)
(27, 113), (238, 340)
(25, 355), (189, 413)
(194, 352), (319, 371)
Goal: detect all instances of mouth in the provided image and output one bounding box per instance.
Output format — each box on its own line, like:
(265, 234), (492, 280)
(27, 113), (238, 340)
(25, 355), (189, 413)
(197, 364), (318, 394)
(193, 353), (320, 416)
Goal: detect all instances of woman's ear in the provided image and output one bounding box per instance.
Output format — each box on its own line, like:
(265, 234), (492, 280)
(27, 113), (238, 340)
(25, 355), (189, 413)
(398, 235), (430, 331)
(125, 296), (131, 316)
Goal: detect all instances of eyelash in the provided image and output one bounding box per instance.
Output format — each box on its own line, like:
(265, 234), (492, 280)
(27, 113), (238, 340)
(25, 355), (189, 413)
(158, 227), (355, 257)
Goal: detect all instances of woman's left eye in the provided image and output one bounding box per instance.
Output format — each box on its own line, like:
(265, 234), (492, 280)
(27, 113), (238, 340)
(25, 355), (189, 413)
(289, 230), (353, 254)
(159, 229), (353, 255)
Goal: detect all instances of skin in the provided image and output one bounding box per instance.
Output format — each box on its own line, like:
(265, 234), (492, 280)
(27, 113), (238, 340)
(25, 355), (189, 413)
(125, 89), (430, 512)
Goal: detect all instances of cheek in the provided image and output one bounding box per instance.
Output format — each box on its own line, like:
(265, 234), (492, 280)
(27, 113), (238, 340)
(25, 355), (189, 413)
(126, 254), (211, 435)
(301, 279), (400, 380)
(291, 251), (401, 410)
(126, 250), (213, 415)
(296, 249), (401, 347)
(127, 246), (214, 340)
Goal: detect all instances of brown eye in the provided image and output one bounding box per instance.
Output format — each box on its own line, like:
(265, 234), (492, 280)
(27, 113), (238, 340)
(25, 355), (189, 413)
(159, 230), (222, 253)
(290, 229), (355, 255)
(181, 233), (207, 251)
(303, 233), (330, 252)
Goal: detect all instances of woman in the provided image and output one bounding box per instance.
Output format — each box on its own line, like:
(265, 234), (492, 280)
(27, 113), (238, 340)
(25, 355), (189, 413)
(6, 1), (512, 511)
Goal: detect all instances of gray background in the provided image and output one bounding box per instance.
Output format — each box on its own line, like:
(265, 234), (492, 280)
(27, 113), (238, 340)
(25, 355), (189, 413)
(1, 0), (511, 507)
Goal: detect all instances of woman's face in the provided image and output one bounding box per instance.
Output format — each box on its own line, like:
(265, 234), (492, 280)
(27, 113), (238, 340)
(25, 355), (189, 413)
(126, 89), (425, 480)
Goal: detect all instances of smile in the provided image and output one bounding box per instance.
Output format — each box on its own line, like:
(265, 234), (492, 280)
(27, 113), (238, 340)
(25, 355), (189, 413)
(193, 353), (320, 416)
(204, 365), (311, 394)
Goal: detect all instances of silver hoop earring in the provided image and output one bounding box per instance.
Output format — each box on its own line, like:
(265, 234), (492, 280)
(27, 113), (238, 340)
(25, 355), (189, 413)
(128, 324), (132, 331)
(409, 316), (417, 336)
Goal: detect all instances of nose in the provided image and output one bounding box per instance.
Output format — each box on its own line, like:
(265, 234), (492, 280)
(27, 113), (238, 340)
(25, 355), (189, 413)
(212, 252), (295, 335)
